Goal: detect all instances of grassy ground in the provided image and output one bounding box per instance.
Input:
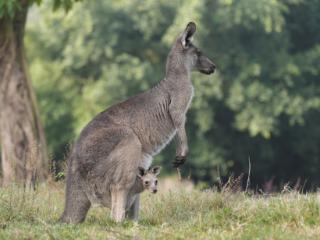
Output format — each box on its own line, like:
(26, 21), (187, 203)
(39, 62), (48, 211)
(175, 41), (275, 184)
(0, 180), (320, 240)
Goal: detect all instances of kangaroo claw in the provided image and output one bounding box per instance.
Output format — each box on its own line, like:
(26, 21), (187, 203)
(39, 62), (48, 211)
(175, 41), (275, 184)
(173, 156), (187, 168)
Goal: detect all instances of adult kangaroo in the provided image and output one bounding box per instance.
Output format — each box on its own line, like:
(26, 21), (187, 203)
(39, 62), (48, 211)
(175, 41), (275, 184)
(60, 22), (216, 223)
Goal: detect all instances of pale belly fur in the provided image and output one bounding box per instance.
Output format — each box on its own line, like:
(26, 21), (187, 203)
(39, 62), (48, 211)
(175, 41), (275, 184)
(140, 129), (177, 169)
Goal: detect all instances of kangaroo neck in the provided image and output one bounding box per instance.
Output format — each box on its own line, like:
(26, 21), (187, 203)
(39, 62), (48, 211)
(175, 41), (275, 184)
(162, 58), (192, 90)
(165, 70), (190, 83)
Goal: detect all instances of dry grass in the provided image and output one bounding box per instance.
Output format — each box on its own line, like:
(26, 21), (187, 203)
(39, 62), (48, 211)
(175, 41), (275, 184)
(0, 178), (320, 239)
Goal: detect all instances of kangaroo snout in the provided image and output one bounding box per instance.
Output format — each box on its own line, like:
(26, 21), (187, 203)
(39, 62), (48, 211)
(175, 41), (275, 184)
(200, 64), (216, 75)
(196, 54), (216, 75)
(210, 63), (216, 73)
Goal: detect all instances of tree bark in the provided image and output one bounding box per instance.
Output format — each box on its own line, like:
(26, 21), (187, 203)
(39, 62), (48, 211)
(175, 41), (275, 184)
(0, 3), (49, 186)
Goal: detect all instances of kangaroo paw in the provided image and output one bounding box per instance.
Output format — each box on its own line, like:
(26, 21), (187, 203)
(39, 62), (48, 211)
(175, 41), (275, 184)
(173, 155), (187, 168)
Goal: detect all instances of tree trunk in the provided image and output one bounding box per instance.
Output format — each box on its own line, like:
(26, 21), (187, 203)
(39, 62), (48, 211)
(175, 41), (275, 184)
(0, 4), (49, 186)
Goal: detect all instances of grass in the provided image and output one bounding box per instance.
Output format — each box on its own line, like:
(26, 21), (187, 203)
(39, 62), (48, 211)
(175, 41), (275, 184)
(0, 179), (320, 240)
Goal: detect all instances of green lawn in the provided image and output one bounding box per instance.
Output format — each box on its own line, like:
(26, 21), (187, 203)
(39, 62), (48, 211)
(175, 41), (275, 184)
(0, 181), (319, 240)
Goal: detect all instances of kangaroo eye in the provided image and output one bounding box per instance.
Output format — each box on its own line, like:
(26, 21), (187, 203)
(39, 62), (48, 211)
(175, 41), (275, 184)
(155, 180), (158, 185)
(144, 181), (149, 185)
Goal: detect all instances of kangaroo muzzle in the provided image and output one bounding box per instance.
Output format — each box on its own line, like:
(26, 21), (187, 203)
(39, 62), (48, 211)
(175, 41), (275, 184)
(197, 55), (216, 75)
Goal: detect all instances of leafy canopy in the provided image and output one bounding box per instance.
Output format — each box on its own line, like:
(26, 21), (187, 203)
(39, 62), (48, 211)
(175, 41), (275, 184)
(26, 0), (320, 187)
(0, 0), (80, 18)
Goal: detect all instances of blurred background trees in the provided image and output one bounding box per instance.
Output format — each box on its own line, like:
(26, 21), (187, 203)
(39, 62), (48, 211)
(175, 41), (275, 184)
(6, 0), (319, 189)
(0, 0), (79, 185)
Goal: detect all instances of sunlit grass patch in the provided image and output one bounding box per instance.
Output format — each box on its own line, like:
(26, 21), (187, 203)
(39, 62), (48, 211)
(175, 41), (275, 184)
(0, 181), (320, 239)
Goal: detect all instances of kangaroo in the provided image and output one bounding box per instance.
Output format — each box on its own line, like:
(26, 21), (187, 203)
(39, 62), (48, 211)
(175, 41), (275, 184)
(89, 166), (160, 220)
(125, 166), (160, 220)
(60, 22), (216, 223)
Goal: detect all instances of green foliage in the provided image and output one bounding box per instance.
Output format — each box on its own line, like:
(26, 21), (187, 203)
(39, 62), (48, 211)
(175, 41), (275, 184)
(1, 184), (320, 239)
(0, 0), (20, 18)
(25, 0), (320, 186)
(51, 0), (80, 11)
(0, 0), (79, 18)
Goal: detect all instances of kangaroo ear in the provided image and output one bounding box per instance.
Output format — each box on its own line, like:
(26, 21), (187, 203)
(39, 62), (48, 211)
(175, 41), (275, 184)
(181, 22), (196, 48)
(137, 167), (145, 178)
(150, 166), (161, 176)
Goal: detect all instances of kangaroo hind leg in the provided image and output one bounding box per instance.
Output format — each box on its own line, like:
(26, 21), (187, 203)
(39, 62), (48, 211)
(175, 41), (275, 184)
(108, 133), (142, 222)
(126, 195), (140, 221)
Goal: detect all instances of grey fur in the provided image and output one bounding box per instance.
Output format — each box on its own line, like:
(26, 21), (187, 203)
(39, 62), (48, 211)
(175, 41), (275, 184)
(60, 22), (215, 223)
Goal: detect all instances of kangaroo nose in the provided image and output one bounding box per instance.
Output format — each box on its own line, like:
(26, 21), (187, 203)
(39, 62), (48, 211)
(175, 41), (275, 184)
(210, 64), (216, 73)
(153, 189), (157, 193)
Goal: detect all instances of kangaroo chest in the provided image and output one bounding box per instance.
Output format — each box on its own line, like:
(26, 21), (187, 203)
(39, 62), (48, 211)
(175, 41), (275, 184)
(149, 86), (194, 155)
(182, 85), (194, 113)
(135, 82), (194, 158)
(150, 129), (177, 156)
